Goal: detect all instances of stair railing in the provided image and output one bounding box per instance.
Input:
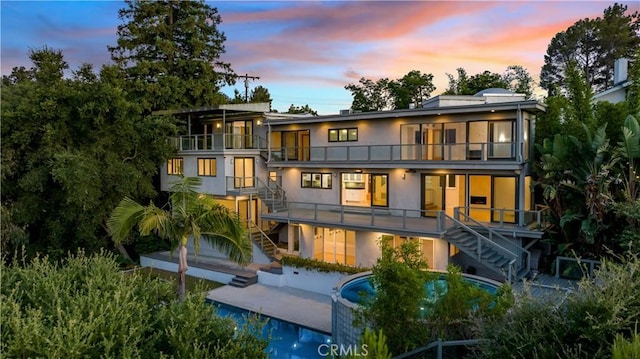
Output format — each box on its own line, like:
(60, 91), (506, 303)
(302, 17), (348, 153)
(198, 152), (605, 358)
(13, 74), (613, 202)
(445, 213), (519, 283)
(453, 208), (530, 279)
(248, 221), (279, 259)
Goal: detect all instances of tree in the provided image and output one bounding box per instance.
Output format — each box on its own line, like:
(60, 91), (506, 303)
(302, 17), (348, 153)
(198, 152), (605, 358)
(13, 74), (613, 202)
(540, 3), (640, 95)
(285, 104), (318, 116)
(345, 70), (437, 112)
(1, 47), (175, 262)
(109, 0), (235, 113)
(108, 176), (252, 300)
(345, 77), (392, 112)
(387, 70), (436, 109)
(444, 66), (534, 97)
(249, 85), (272, 104)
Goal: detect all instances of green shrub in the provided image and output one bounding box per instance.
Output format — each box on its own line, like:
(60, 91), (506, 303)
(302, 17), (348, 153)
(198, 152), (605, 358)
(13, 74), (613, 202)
(280, 255), (368, 274)
(612, 332), (640, 359)
(0, 251), (267, 358)
(476, 252), (640, 359)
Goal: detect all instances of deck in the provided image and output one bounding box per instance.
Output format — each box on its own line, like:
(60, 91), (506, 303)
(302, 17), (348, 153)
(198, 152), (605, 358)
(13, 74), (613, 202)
(261, 204), (544, 239)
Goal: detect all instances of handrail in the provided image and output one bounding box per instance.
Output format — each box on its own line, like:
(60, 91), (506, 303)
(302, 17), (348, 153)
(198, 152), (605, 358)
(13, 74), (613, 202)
(393, 338), (488, 359)
(268, 142), (517, 162)
(445, 213), (517, 260)
(248, 221), (278, 258)
(170, 134), (268, 151)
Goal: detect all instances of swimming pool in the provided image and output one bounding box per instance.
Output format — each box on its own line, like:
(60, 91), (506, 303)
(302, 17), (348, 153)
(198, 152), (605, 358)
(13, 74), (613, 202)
(212, 301), (331, 359)
(339, 273), (500, 305)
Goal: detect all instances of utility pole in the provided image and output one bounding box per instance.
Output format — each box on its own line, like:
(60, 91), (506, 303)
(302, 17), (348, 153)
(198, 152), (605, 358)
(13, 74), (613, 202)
(238, 73), (260, 102)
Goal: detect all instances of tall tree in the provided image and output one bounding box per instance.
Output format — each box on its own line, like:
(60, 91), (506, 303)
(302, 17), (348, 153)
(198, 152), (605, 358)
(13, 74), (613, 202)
(1, 48), (175, 262)
(540, 3), (640, 95)
(109, 0), (235, 113)
(108, 176), (251, 300)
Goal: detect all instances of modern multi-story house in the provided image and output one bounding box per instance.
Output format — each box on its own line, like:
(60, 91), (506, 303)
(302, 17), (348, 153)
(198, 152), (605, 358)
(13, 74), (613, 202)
(161, 89), (548, 283)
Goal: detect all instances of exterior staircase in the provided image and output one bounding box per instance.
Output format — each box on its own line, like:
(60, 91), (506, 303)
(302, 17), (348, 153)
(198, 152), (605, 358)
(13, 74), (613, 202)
(228, 273), (258, 288)
(444, 212), (530, 283)
(256, 177), (288, 213)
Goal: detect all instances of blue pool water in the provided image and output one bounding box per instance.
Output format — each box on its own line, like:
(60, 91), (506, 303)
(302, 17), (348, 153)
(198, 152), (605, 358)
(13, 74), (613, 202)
(340, 274), (499, 305)
(212, 301), (331, 359)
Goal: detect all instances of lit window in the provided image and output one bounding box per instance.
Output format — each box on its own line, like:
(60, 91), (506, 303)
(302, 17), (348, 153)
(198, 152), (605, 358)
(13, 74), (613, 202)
(301, 172), (332, 189)
(329, 128), (358, 142)
(197, 158), (216, 177)
(167, 158), (183, 175)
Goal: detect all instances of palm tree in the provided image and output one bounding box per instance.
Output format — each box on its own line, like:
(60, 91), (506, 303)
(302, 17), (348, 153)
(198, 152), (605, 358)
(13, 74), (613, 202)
(108, 176), (251, 299)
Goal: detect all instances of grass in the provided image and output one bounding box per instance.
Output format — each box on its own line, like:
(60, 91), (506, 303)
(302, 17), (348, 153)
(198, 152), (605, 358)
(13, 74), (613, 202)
(126, 267), (225, 293)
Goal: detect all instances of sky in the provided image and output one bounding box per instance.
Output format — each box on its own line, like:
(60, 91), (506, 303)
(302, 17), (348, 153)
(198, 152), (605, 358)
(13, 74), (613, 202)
(1, 1), (637, 115)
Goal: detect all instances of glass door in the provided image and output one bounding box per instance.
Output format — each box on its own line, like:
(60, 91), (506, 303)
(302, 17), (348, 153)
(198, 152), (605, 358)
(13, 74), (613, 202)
(423, 175), (444, 217)
(371, 174), (388, 207)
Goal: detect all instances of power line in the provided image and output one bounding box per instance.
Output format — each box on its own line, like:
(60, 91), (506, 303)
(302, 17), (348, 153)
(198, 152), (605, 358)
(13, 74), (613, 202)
(236, 73), (260, 102)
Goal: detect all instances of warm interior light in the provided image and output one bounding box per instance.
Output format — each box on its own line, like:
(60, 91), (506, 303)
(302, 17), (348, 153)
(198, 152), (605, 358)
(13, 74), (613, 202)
(216, 123), (221, 129)
(499, 133), (506, 142)
(256, 120), (262, 126)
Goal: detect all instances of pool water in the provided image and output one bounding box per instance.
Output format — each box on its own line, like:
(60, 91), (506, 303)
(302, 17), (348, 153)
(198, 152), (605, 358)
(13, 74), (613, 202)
(340, 275), (499, 305)
(212, 301), (331, 359)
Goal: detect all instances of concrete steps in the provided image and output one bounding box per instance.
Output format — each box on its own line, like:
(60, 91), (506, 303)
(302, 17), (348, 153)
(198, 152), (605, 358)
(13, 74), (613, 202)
(228, 273), (258, 288)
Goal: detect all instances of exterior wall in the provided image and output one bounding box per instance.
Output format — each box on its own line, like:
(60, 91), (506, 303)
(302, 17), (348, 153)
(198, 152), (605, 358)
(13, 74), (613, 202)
(594, 88), (627, 104)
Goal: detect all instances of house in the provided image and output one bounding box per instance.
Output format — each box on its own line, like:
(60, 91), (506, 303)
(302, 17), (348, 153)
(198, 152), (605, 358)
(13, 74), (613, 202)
(593, 58), (632, 104)
(159, 89), (548, 283)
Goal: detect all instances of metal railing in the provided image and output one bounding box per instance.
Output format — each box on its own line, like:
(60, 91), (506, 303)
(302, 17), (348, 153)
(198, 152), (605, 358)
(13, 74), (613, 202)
(446, 212), (521, 283)
(170, 134), (268, 151)
(268, 142), (516, 162)
(555, 256), (601, 279)
(456, 206), (549, 228)
(247, 221), (278, 258)
(394, 339), (488, 359)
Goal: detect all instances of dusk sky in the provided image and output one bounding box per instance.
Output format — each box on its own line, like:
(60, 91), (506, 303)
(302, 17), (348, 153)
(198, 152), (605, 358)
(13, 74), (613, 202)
(1, 1), (636, 114)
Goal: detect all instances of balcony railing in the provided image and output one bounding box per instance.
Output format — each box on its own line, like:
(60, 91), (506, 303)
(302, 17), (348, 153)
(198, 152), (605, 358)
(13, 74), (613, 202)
(269, 142), (516, 162)
(455, 205), (550, 229)
(170, 134), (268, 151)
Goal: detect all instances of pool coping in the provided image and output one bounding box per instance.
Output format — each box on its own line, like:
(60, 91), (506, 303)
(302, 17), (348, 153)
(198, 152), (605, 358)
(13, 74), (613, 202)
(206, 284), (332, 334)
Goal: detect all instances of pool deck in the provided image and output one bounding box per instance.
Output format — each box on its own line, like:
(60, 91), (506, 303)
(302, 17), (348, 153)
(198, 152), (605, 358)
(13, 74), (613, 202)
(207, 284), (332, 334)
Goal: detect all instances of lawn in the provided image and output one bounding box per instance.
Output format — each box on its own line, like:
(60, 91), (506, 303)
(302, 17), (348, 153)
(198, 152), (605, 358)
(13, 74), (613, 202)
(126, 267), (225, 293)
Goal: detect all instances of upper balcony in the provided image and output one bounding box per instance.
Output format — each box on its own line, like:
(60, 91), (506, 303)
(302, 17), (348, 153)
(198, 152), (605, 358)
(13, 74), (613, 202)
(170, 134), (268, 152)
(268, 142), (522, 168)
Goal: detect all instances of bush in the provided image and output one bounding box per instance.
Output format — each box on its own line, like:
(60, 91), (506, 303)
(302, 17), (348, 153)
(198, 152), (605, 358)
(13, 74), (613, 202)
(280, 255), (368, 274)
(0, 251), (267, 358)
(475, 252), (640, 359)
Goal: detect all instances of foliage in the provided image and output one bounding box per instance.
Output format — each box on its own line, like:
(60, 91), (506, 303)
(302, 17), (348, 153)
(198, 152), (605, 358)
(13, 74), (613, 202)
(612, 331), (640, 359)
(1, 47), (175, 263)
(443, 65), (535, 98)
(279, 255), (367, 274)
(475, 252), (640, 359)
(344, 329), (392, 359)
(108, 176), (251, 299)
(0, 251), (268, 358)
(249, 85), (272, 104)
(354, 238), (430, 355)
(109, 0), (235, 113)
(344, 70), (435, 112)
(540, 3), (640, 95)
(355, 238), (514, 356)
(285, 104), (318, 116)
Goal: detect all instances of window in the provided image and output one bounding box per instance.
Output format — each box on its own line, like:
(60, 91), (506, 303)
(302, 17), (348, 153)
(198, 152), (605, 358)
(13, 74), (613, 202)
(234, 157), (254, 188)
(167, 158), (183, 175)
(329, 128), (357, 142)
(197, 158), (216, 177)
(301, 172), (332, 189)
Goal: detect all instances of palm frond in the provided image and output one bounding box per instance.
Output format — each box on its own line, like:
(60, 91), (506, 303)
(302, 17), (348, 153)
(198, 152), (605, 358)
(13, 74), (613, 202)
(107, 197), (145, 244)
(138, 205), (173, 240)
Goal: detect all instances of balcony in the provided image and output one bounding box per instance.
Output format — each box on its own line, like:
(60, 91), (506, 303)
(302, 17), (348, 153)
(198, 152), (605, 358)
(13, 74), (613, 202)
(170, 134), (268, 151)
(260, 202), (548, 238)
(269, 142), (518, 162)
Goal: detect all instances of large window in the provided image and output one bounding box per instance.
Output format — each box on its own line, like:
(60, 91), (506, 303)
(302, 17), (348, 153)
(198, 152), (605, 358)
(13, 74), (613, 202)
(234, 157), (254, 188)
(329, 128), (358, 142)
(167, 158), (183, 175)
(489, 121), (515, 159)
(197, 158), (216, 177)
(302, 172), (332, 189)
(313, 227), (355, 266)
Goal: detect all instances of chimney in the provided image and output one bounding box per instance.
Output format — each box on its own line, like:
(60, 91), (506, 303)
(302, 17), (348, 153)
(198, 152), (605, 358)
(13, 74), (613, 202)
(614, 58), (629, 85)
